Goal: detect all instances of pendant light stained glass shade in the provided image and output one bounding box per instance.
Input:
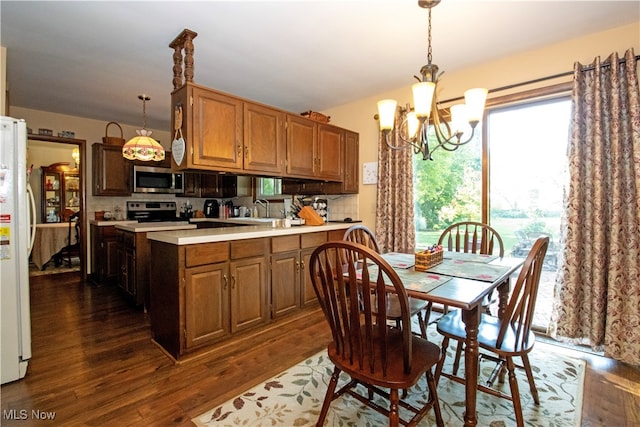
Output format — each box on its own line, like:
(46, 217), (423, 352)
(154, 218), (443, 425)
(122, 129), (165, 161)
(122, 94), (166, 161)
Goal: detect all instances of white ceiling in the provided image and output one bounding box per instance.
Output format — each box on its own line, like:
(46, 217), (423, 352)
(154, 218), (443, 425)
(1, 1), (638, 132)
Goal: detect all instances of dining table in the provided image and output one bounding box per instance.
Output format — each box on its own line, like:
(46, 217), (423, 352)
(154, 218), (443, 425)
(378, 250), (525, 427)
(31, 222), (77, 270)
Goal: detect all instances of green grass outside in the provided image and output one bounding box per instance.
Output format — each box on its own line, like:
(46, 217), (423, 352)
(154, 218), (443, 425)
(416, 217), (561, 254)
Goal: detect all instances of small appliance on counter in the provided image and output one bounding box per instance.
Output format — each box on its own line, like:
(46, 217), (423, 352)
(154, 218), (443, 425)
(203, 200), (219, 218)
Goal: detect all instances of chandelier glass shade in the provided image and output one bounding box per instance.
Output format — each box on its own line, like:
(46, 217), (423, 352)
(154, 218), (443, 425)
(122, 95), (166, 162)
(377, 1), (488, 161)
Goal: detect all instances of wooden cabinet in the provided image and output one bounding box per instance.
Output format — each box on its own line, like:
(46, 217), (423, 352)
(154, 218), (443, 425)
(286, 114), (317, 178)
(90, 224), (120, 285)
(284, 128), (359, 195)
(178, 172), (245, 198)
(172, 82), (350, 184)
(172, 83), (286, 175)
(270, 232), (326, 316)
(271, 235), (302, 318)
(185, 261), (230, 347)
(285, 116), (345, 181)
(323, 129), (359, 194)
(244, 102), (286, 174)
(40, 162), (79, 223)
(190, 85), (244, 170)
(181, 238), (268, 349)
(317, 124), (343, 181)
(116, 229), (149, 308)
(149, 229), (343, 360)
(92, 144), (131, 196)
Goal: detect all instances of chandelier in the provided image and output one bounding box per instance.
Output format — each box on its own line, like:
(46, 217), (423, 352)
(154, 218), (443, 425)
(122, 95), (166, 162)
(376, 0), (488, 161)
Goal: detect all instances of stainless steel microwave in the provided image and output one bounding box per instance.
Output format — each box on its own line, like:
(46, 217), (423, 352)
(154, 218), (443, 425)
(133, 165), (184, 194)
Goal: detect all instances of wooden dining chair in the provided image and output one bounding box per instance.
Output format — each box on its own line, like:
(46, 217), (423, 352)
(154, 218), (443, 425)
(309, 241), (443, 427)
(437, 221), (505, 373)
(344, 224), (431, 339)
(56, 211), (80, 268)
(434, 236), (549, 427)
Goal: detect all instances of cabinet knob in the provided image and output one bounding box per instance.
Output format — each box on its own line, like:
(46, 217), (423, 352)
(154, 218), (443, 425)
(223, 274), (228, 290)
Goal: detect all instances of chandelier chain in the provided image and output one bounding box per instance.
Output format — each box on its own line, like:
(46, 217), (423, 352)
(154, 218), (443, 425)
(427, 7), (432, 64)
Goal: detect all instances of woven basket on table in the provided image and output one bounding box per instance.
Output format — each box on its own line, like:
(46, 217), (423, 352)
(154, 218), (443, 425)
(102, 121), (125, 145)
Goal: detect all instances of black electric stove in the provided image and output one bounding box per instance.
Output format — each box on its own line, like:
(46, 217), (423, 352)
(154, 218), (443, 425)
(126, 201), (179, 222)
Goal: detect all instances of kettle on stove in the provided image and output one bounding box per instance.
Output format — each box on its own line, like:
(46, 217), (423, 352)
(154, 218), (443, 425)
(204, 200), (219, 218)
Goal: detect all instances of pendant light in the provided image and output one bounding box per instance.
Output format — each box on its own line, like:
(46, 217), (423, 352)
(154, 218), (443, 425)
(376, 0), (488, 161)
(122, 95), (166, 161)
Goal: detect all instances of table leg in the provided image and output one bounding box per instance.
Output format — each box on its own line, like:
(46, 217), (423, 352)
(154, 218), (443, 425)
(497, 278), (510, 319)
(461, 306), (481, 427)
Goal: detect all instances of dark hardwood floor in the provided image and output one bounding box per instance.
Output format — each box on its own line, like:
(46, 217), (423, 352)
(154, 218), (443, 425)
(1, 273), (638, 426)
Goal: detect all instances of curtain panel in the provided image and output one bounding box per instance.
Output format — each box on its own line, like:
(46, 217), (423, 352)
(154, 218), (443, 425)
(550, 48), (640, 365)
(375, 109), (416, 253)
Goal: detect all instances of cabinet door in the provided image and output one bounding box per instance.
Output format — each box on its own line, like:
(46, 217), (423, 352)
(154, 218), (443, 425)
(270, 251), (300, 318)
(244, 102), (285, 174)
(185, 262), (231, 348)
(192, 87), (243, 171)
(324, 129), (359, 194)
(92, 144), (131, 196)
(317, 124), (343, 181)
(343, 130), (359, 193)
(300, 248), (318, 307)
(286, 115), (317, 178)
(199, 173), (224, 198)
(178, 172), (202, 197)
(230, 257), (268, 333)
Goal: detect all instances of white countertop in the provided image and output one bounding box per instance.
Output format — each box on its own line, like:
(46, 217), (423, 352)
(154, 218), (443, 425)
(147, 222), (354, 245)
(114, 221), (197, 233)
(90, 220), (138, 227)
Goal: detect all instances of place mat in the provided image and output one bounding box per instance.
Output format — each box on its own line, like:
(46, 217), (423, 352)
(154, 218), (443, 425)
(426, 260), (512, 282)
(352, 265), (451, 295)
(381, 252), (415, 269)
(443, 251), (498, 263)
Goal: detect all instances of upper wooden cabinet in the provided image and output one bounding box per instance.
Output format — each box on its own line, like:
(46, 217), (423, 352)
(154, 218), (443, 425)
(244, 102), (286, 174)
(323, 129), (359, 194)
(92, 144), (131, 196)
(317, 123), (343, 181)
(172, 83), (285, 175)
(286, 116), (343, 181)
(171, 82), (354, 188)
(190, 85), (244, 170)
(286, 114), (317, 178)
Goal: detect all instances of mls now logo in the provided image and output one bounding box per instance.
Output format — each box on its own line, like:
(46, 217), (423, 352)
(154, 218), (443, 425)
(3, 409), (56, 420)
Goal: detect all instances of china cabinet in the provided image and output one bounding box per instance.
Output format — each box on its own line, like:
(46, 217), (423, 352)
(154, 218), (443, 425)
(41, 162), (80, 223)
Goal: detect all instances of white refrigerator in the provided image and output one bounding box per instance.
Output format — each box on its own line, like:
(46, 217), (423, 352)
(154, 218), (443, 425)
(1, 116), (36, 384)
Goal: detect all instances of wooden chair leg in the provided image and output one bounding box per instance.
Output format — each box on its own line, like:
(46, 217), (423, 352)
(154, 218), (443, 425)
(389, 388), (400, 427)
(506, 357), (525, 427)
(317, 367), (340, 426)
(452, 340), (464, 375)
(434, 336), (449, 385)
(417, 311), (427, 339)
(426, 370), (444, 427)
(520, 353), (539, 404)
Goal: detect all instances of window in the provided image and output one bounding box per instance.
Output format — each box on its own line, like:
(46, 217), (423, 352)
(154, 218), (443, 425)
(413, 88), (572, 331)
(256, 177), (282, 199)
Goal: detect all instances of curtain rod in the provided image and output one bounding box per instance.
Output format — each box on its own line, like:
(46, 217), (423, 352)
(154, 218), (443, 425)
(441, 54), (640, 104)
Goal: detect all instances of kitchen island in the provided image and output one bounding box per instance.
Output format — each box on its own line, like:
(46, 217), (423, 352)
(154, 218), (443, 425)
(146, 222), (354, 361)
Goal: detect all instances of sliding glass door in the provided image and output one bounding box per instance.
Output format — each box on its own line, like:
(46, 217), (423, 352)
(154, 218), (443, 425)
(486, 96), (571, 331)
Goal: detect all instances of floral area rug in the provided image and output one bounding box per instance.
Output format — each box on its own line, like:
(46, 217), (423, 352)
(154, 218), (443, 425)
(193, 327), (585, 427)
